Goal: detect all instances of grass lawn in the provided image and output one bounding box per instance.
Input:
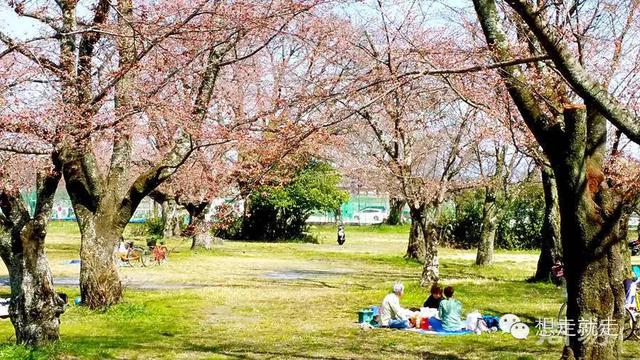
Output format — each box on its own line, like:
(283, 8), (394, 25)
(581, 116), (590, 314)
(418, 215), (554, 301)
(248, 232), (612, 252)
(0, 222), (639, 359)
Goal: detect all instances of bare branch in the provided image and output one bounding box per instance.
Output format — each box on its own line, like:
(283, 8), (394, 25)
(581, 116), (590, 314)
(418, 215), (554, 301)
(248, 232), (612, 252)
(0, 32), (60, 73)
(506, 0), (640, 144)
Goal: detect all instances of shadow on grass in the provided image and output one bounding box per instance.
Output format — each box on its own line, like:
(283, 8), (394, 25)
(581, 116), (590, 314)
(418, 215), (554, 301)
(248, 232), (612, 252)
(421, 351), (466, 360)
(440, 261), (533, 283)
(186, 343), (354, 360)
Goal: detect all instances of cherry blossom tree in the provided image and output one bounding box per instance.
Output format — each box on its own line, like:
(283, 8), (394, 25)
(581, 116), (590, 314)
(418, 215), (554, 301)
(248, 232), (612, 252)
(0, 0), (328, 308)
(141, 7), (360, 248)
(471, 0), (640, 357)
(473, 137), (532, 266)
(0, 53), (65, 344)
(0, 145), (65, 345)
(337, 89), (481, 285)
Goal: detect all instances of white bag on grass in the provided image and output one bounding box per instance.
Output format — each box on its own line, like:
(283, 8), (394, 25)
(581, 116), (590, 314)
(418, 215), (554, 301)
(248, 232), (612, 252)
(466, 311), (482, 331)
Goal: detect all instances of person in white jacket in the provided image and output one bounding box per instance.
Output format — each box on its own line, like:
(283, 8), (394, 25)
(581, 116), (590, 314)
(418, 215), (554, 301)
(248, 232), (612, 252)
(379, 283), (411, 328)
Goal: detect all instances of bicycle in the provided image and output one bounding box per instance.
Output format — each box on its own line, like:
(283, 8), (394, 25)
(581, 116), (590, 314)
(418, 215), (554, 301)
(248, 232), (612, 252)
(119, 246), (148, 267)
(149, 244), (169, 265)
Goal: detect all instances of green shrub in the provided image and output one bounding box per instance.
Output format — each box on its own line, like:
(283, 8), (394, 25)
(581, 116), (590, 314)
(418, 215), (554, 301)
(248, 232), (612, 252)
(447, 189), (484, 249)
(440, 183), (544, 250)
(496, 183), (544, 249)
(143, 217), (164, 237)
(240, 160), (349, 241)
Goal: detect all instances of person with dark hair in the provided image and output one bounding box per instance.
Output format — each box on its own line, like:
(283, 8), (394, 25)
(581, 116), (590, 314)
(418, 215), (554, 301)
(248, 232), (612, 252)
(337, 225), (346, 245)
(423, 285), (443, 309)
(439, 286), (465, 331)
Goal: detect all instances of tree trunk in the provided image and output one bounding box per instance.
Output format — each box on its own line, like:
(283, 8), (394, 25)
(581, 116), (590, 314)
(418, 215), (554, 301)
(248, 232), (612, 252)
(4, 227), (64, 345)
(475, 187), (500, 265)
(557, 181), (625, 359)
(619, 209), (635, 279)
(386, 197), (406, 225)
(553, 108), (625, 359)
(419, 202), (441, 287)
(186, 202), (210, 249)
(77, 212), (124, 309)
(533, 166), (562, 281)
(173, 214), (182, 236)
(473, 0), (627, 356)
(476, 147), (506, 266)
(161, 199), (178, 238)
(152, 200), (160, 219)
(405, 206), (426, 262)
(192, 233), (214, 250)
(0, 166), (64, 345)
(420, 218), (440, 287)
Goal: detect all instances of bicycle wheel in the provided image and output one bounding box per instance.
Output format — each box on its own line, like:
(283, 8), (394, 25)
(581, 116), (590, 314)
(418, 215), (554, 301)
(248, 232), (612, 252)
(143, 249), (153, 266)
(623, 308), (634, 340)
(557, 302), (567, 324)
(132, 248), (146, 267)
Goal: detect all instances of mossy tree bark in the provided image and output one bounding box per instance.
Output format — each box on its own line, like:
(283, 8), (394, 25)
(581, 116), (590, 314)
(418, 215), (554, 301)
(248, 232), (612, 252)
(149, 191), (180, 238)
(420, 218), (440, 287)
(476, 147), (507, 266)
(161, 200), (178, 238)
(619, 211), (633, 279)
(419, 199), (444, 287)
(617, 197), (639, 279)
(406, 204), (426, 262)
(0, 160), (65, 345)
(554, 108), (626, 360)
(185, 202), (210, 249)
(475, 189), (499, 265)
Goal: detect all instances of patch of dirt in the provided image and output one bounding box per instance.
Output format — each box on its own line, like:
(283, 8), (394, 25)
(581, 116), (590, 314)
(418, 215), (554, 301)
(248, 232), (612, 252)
(261, 268), (353, 280)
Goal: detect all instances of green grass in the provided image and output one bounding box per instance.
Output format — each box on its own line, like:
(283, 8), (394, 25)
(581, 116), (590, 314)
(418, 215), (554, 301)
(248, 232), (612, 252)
(0, 222), (638, 359)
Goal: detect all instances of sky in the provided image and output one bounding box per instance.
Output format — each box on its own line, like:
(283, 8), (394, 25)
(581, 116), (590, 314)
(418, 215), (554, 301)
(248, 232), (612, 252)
(0, 3), (42, 40)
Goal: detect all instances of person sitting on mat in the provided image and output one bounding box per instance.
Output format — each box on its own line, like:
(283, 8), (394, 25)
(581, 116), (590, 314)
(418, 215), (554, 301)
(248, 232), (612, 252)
(423, 284), (443, 309)
(439, 286), (465, 331)
(379, 283), (411, 329)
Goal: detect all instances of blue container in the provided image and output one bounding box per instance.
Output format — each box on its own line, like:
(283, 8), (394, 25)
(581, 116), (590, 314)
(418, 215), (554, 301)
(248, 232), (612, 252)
(632, 265), (640, 279)
(358, 309), (374, 324)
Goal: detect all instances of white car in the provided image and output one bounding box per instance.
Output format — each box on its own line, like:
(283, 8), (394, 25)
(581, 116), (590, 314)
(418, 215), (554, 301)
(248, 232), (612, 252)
(352, 207), (388, 224)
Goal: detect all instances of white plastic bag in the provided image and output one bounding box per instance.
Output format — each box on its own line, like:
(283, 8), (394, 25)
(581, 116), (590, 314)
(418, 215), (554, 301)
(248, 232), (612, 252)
(420, 307), (438, 319)
(466, 311), (482, 331)
(0, 298), (9, 318)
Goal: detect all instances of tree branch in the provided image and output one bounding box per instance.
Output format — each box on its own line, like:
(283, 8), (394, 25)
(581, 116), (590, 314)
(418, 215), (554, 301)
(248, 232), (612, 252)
(33, 154), (63, 224)
(505, 0), (640, 144)
(472, 0), (562, 152)
(0, 144), (52, 155)
(0, 32), (60, 74)
(10, 6), (63, 33)
(89, 0), (213, 107)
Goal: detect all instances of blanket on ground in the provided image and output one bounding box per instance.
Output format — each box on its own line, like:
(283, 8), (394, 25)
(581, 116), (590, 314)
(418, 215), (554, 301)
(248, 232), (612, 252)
(370, 317), (473, 336)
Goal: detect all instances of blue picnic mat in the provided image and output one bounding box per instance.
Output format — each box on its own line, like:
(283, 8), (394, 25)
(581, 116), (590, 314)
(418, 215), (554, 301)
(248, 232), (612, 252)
(427, 317), (473, 335)
(406, 328), (473, 336)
